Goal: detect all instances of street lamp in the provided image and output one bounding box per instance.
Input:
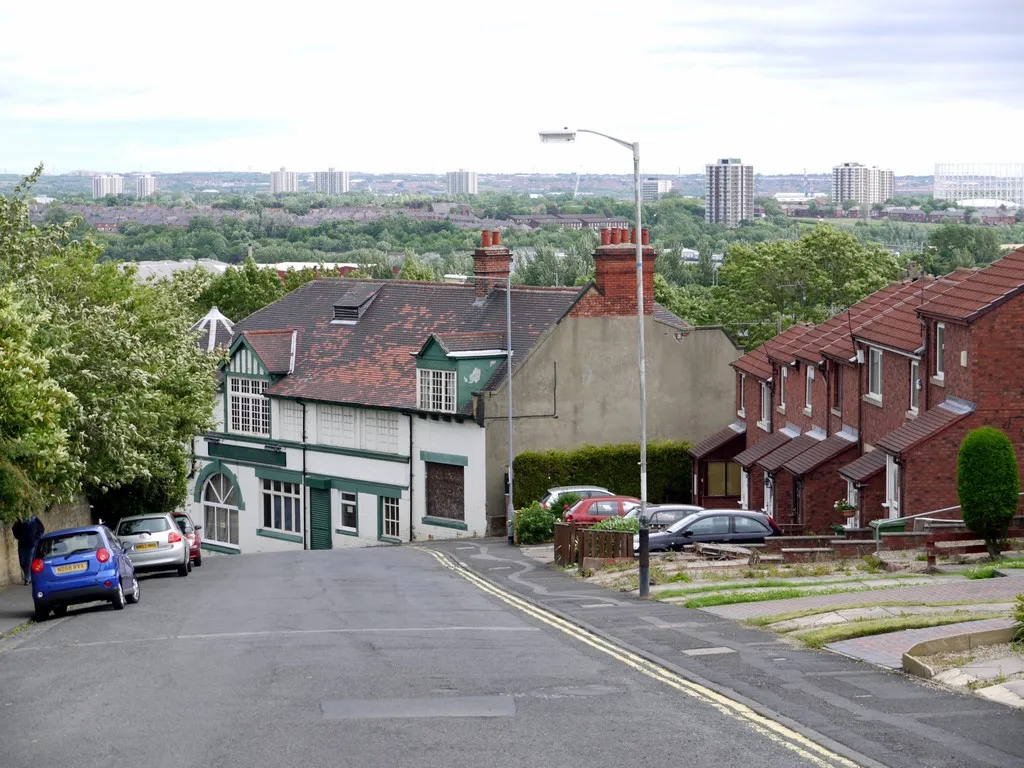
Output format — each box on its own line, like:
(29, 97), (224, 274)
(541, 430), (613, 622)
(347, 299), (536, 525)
(539, 127), (651, 598)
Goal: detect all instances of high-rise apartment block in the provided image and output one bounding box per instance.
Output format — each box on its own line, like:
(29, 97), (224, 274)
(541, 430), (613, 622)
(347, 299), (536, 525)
(314, 167), (349, 195)
(270, 167), (298, 194)
(91, 174), (124, 199)
(134, 174), (156, 198)
(831, 162), (894, 206)
(641, 178), (672, 202)
(705, 159), (753, 228)
(446, 169), (478, 196)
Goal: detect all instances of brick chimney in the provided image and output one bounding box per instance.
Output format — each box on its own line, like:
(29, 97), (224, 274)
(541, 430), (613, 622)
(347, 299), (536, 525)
(472, 230), (512, 299)
(571, 228), (656, 317)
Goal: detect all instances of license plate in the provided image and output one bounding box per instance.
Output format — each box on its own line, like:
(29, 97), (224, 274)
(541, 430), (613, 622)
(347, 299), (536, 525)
(135, 542), (158, 551)
(53, 562), (88, 575)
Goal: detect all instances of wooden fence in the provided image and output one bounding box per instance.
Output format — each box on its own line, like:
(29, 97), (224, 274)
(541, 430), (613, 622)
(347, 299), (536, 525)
(553, 522), (584, 566)
(579, 529), (634, 563)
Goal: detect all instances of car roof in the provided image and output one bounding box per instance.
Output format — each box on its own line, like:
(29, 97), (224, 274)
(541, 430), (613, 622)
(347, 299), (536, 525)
(40, 525), (106, 538)
(696, 509), (768, 516)
(548, 486), (608, 493)
(649, 504), (703, 511)
(583, 495), (638, 502)
(117, 513), (174, 521)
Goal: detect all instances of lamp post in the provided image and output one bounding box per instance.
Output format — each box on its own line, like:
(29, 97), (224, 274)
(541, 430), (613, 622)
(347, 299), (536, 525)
(539, 127), (650, 598)
(506, 274), (515, 545)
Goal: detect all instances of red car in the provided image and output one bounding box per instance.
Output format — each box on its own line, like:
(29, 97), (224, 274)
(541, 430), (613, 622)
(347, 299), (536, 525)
(172, 511), (203, 567)
(564, 496), (640, 524)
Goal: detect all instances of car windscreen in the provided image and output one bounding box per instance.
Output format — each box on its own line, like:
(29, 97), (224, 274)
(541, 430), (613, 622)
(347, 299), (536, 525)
(118, 517), (170, 535)
(174, 516), (194, 533)
(37, 532), (104, 558)
(666, 513), (701, 534)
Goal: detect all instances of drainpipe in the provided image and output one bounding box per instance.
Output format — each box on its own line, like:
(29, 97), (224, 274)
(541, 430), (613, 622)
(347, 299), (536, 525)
(408, 413), (414, 543)
(300, 401), (308, 550)
(856, 350), (864, 456)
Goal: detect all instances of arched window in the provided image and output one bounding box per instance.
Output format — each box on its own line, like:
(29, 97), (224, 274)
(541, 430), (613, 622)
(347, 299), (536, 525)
(204, 473), (240, 546)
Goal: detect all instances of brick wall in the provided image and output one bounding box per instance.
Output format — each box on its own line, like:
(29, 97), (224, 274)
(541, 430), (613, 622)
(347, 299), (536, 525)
(776, 361), (812, 433)
(0, 498), (94, 588)
(972, 299), (1024, 415)
(935, 321), (973, 402)
(840, 362), (860, 432)
(857, 473), (887, 525)
(800, 445), (859, 532)
(770, 471), (795, 523)
(861, 346), (915, 447)
(809, 360), (830, 432)
(902, 415), (976, 517)
(569, 242), (656, 317)
(748, 466), (765, 511)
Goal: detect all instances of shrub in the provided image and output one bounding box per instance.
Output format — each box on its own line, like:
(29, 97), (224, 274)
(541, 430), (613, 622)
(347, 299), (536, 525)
(1014, 594), (1024, 642)
(965, 565), (998, 580)
(513, 440), (692, 508)
(513, 502), (555, 545)
(958, 426), (1021, 559)
(592, 516), (640, 533)
(858, 553), (885, 573)
(548, 492), (580, 516)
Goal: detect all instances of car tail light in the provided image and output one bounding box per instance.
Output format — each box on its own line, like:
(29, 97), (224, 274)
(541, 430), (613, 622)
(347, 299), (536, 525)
(168, 531), (182, 544)
(186, 533), (195, 544)
(31, 558), (44, 574)
(96, 548), (110, 563)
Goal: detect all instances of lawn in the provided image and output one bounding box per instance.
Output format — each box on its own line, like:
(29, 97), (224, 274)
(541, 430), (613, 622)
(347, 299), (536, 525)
(794, 613), (1004, 649)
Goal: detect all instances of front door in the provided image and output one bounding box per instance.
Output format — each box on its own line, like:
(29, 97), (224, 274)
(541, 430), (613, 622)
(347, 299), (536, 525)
(309, 488), (332, 550)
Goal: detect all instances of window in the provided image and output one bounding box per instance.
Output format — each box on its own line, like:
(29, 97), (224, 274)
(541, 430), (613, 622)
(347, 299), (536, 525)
(868, 348), (882, 399)
(909, 360), (920, 413)
(38, 531), (103, 557)
(364, 411), (400, 453)
(592, 501), (619, 516)
(418, 369), (456, 413)
(885, 455), (901, 519)
(203, 473), (239, 546)
(280, 400), (303, 442)
(382, 496), (401, 539)
(707, 461), (742, 496)
(687, 515), (731, 536)
(804, 366), (814, 412)
(758, 382), (770, 430)
(935, 323), (945, 379)
(425, 462), (465, 521)
(733, 516), (770, 534)
(737, 373), (746, 417)
(832, 365), (842, 410)
(339, 492), (358, 531)
(779, 366), (788, 410)
(117, 517), (170, 535)
(229, 378), (270, 436)
(319, 405), (356, 448)
(261, 479), (302, 534)
(739, 469), (749, 510)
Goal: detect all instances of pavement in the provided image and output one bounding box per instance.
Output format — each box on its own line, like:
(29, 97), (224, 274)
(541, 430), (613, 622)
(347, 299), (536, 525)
(1, 546), (851, 768)
(427, 538), (1024, 768)
(0, 581), (33, 636)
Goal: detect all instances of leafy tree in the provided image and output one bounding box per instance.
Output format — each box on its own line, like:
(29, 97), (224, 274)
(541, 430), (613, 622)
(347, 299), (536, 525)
(958, 426), (1021, 559)
(199, 257), (286, 321)
(927, 222), (1002, 271)
(398, 252), (435, 281)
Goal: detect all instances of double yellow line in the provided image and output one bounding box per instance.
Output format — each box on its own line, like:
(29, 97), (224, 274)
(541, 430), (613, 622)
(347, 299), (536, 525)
(422, 548), (862, 768)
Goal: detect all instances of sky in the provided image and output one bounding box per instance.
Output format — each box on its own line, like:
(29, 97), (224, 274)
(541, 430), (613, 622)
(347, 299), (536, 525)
(2, 0), (1023, 177)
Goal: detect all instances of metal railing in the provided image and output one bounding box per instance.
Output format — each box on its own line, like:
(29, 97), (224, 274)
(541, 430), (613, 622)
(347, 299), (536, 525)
(872, 493), (1024, 551)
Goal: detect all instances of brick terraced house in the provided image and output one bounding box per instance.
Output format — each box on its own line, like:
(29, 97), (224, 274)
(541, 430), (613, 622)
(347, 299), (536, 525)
(188, 229), (739, 554)
(690, 248), (1024, 533)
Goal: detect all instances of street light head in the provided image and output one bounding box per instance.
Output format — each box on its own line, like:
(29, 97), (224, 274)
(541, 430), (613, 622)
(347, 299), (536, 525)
(539, 128), (577, 143)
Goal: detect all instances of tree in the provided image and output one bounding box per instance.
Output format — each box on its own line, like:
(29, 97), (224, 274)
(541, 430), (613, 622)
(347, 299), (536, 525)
(198, 257), (286, 321)
(958, 426), (1021, 559)
(927, 222), (1002, 271)
(398, 252), (435, 281)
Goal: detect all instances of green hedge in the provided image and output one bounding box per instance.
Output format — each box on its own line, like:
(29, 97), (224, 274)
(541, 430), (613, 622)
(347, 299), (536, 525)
(958, 426), (1021, 559)
(513, 440), (692, 509)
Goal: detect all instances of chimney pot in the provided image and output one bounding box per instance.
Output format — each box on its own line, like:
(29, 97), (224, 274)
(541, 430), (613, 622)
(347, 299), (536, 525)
(600, 228), (611, 246)
(629, 228), (636, 244)
(642, 229), (650, 246)
(481, 231), (492, 248)
(492, 230), (501, 246)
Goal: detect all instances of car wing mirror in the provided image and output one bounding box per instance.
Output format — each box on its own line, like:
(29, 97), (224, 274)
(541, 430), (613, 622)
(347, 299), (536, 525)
(194, 524), (203, 531)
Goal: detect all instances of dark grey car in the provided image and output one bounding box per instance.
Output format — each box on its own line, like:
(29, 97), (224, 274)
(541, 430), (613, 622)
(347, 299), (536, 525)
(635, 509), (783, 553)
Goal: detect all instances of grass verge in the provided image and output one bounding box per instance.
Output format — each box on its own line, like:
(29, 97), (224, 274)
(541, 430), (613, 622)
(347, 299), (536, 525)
(796, 612), (1004, 649)
(669, 585), (882, 609)
(744, 599), (1010, 627)
(655, 577), (885, 599)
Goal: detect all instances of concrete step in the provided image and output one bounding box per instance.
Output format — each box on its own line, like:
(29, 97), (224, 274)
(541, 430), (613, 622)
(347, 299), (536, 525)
(830, 539), (879, 560)
(781, 547), (836, 563)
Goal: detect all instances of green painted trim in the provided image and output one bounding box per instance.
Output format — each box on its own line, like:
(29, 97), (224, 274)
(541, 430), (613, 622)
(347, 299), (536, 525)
(223, 371), (270, 380)
(255, 467), (302, 483)
(226, 336), (270, 375)
(304, 474), (332, 490)
(333, 478), (407, 496)
(204, 432), (409, 464)
(209, 442), (287, 467)
(421, 516), (468, 531)
(257, 528), (303, 544)
(335, 528), (360, 537)
(200, 541), (240, 555)
(419, 450), (469, 467)
(192, 460), (246, 510)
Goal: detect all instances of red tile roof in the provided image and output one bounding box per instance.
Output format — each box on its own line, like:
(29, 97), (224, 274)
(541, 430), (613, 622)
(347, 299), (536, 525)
(434, 331), (507, 353)
(839, 448), (887, 482)
(756, 433), (822, 473)
(783, 433), (858, 476)
(854, 274), (972, 353)
(242, 330), (294, 374)
(732, 324), (813, 380)
(690, 422), (746, 459)
(733, 430), (791, 468)
(918, 249), (1024, 322)
(813, 282), (919, 362)
(875, 399), (975, 456)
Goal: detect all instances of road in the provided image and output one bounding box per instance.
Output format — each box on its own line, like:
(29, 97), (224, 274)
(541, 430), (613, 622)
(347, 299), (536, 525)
(0, 546), (865, 768)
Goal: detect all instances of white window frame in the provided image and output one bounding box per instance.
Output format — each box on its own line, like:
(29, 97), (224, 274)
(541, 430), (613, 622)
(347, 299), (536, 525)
(338, 491), (358, 533)
(279, 400), (304, 442)
(737, 373), (746, 417)
(845, 479), (860, 529)
(935, 323), (945, 380)
(739, 469), (749, 510)
(867, 348), (882, 400)
(885, 455), (901, 520)
(261, 479), (303, 535)
(418, 369), (456, 413)
(779, 366), (788, 412)
(229, 377), (270, 437)
(909, 360), (920, 414)
(382, 496), (401, 539)
(203, 473), (239, 547)
(758, 382), (770, 431)
(804, 366), (814, 413)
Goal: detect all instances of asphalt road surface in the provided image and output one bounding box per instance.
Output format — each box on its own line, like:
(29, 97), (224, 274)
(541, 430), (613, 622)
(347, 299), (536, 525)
(0, 546), (860, 768)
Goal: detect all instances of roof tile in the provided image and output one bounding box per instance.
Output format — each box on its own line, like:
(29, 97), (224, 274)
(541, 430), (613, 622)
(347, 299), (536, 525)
(242, 330), (294, 374)
(733, 431), (791, 468)
(756, 433), (822, 473)
(839, 449), (887, 482)
(875, 400), (975, 455)
(783, 433), (858, 476)
(690, 422), (746, 459)
(918, 249), (1024, 322)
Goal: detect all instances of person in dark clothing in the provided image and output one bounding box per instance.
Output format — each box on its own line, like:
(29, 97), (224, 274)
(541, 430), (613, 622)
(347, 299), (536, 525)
(12, 515), (45, 585)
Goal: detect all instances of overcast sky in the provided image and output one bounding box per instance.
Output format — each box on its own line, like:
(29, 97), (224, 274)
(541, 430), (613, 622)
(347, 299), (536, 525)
(2, 0), (1022, 176)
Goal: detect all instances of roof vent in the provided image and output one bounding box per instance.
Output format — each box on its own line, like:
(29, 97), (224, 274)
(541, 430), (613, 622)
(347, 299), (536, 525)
(331, 282), (383, 324)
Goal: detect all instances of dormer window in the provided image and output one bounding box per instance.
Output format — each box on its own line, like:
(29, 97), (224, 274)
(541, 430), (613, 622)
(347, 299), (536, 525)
(418, 369), (456, 413)
(229, 377), (270, 436)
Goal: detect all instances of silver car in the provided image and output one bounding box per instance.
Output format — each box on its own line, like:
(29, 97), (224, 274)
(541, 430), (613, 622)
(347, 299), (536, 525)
(117, 514), (190, 577)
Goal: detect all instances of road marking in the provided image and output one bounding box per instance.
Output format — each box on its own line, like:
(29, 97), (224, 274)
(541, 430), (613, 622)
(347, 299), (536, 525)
(579, 603), (616, 608)
(322, 695), (515, 720)
(683, 647), (737, 657)
(420, 548), (863, 768)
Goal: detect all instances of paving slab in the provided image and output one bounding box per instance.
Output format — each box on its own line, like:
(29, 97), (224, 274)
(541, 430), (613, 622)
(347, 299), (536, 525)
(825, 617), (1016, 669)
(0, 584), (32, 636)
(960, 655), (1024, 680)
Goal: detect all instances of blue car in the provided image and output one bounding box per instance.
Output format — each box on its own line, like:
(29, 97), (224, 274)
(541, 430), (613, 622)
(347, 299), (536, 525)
(30, 525), (140, 621)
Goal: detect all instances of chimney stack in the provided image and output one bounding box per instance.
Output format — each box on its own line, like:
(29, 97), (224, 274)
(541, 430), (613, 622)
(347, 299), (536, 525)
(472, 230), (512, 300)
(571, 228), (657, 317)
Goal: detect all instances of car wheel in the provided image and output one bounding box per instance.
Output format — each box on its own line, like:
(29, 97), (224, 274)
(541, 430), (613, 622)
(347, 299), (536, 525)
(177, 559), (189, 577)
(111, 581), (126, 611)
(33, 604), (49, 622)
(187, 558), (193, 572)
(194, 555), (202, 567)
(125, 576), (140, 605)
(51, 605), (68, 618)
